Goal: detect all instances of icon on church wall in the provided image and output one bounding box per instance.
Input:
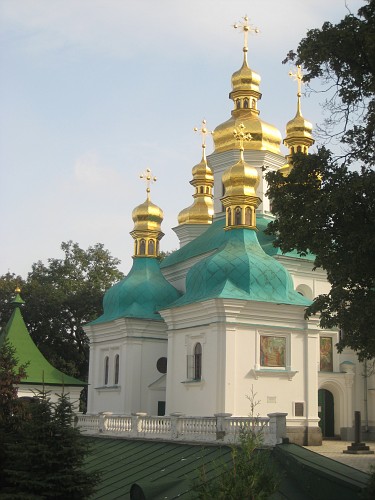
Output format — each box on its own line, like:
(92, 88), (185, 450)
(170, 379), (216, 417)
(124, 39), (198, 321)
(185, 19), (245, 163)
(260, 336), (286, 367)
(320, 337), (333, 372)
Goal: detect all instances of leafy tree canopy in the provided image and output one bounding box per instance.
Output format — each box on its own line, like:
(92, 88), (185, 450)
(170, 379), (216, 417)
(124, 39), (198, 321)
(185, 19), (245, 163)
(0, 241), (124, 380)
(266, 0), (375, 360)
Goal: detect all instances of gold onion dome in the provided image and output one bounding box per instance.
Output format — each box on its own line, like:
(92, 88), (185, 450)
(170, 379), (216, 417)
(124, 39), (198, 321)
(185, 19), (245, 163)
(130, 169), (164, 257)
(131, 197), (164, 232)
(178, 121), (214, 225)
(280, 66), (315, 176)
(213, 42), (281, 154)
(221, 124), (261, 229)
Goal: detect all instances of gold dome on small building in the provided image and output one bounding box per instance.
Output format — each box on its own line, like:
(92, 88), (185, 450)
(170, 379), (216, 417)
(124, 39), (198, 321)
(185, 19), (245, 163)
(213, 26), (282, 155)
(221, 124), (261, 229)
(130, 169), (164, 257)
(280, 66), (315, 177)
(178, 121), (214, 225)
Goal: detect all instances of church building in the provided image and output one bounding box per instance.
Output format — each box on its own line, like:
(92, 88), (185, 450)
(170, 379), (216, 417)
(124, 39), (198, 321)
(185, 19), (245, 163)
(84, 18), (374, 445)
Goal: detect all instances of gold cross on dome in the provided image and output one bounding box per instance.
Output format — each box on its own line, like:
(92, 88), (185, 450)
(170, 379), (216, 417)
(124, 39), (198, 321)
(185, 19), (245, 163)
(288, 65), (303, 97)
(140, 168), (157, 196)
(233, 123), (252, 150)
(233, 15), (259, 51)
(194, 119), (213, 149)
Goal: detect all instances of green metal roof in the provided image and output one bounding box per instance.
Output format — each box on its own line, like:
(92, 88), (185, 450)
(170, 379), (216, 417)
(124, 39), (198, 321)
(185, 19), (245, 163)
(0, 296), (85, 386)
(90, 257), (181, 324)
(84, 437), (370, 499)
(84, 437), (233, 499)
(160, 215), (314, 270)
(170, 228), (311, 308)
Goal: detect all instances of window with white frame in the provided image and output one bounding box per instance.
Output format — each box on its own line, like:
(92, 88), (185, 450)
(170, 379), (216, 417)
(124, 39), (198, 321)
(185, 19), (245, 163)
(104, 356), (109, 385)
(187, 342), (202, 381)
(114, 354), (120, 384)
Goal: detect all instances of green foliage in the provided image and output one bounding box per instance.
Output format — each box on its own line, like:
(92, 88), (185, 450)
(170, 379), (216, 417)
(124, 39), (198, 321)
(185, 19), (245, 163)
(0, 341), (28, 493)
(267, 0), (375, 360)
(194, 431), (280, 499)
(0, 241), (124, 380)
(1, 390), (100, 499)
(283, 0), (374, 165)
(194, 388), (280, 499)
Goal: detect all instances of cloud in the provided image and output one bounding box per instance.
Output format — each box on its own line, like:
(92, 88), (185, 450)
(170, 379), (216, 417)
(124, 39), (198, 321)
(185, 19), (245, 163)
(0, 0), (364, 61)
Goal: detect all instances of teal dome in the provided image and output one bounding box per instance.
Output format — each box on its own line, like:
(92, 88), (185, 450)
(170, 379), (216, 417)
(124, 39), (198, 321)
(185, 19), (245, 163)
(91, 257), (181, 324)
(173, 229), (311, 307)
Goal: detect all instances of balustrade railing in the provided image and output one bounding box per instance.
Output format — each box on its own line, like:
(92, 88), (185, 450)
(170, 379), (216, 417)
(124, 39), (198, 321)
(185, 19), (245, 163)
(76, 412), (287, 446)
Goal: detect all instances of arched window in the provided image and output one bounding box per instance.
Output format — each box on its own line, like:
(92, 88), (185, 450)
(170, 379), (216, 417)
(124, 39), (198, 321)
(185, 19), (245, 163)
(235, 206), (242, 225)
(236, 99), (240, 109)
(139, 239), (146, 255)
(200, 186), (204, 194)
(148, 239), (155, 255)
(114, 354), (120, 385)
(227, 208), (232, 226)
(104, 356), (109, 385)
(244, 98), (249, 109)
(297, 145), (302, 153)
(245, 207), (251, 225)
(194, 343), (202, 380)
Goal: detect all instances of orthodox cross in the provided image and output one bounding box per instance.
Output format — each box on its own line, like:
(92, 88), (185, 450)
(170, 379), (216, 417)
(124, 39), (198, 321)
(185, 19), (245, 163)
(288, 65), (303, 97)
(194, 119), (213, 151)
(233, 15), (259, 51)
(140, 168), (157, 197)
(233, 123), (252, 151)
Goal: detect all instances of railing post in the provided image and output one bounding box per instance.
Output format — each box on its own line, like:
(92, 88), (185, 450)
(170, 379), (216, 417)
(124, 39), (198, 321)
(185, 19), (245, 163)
(267, 413), (288, 445)
(99, 412), (113, 433)
(215, 413), (232, 440)
(170, 413), (184, 439)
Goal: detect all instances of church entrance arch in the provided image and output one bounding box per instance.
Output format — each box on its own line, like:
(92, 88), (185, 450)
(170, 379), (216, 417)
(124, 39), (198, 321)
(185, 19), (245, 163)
(318, 389), (335, 437)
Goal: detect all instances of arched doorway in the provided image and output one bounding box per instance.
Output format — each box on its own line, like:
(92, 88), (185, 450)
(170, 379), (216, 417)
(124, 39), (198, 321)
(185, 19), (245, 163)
(318, 389), (335, 437)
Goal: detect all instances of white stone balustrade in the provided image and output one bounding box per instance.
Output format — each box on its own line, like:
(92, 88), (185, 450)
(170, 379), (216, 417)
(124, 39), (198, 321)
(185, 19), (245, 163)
(76, 412), (287, 446)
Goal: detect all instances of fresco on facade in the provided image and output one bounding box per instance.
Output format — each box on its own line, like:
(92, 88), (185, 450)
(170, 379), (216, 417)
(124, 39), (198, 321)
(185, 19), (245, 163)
(320, 337), (333, 371)
(260, 336), (286, 367)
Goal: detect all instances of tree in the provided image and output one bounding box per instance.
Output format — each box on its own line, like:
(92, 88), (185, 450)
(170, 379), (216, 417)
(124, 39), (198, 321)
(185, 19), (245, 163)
(266, 0), (375, 360)
(0, 241), (124, 379)
(1, 390), (100, 499)
(194, 388), (280, 499)
(0, 340), (28, 492)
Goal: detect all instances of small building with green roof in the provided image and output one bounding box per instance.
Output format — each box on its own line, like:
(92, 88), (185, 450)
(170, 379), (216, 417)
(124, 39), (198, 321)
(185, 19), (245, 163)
(0, 290), (85, 408)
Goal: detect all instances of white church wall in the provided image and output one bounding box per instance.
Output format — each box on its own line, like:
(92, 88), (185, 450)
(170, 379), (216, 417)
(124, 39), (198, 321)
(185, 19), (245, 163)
(85, 318), (168, 415)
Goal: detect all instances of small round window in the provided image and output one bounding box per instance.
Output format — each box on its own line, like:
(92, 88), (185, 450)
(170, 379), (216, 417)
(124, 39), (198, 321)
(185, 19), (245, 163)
(156, 357), (167, 374)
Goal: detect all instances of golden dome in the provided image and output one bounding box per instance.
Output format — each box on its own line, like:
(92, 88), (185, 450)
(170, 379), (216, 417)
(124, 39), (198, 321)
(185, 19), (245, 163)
(284, 100), (314, 155)
(178, 147), (214, 225)
(221, 146), (261, 230)
(284, 66), (314, 155)
(132, 196), (163, 233)
(231, 50), (261, 97)
(213, 49), (282, 154)
(222, 152), (259, 198)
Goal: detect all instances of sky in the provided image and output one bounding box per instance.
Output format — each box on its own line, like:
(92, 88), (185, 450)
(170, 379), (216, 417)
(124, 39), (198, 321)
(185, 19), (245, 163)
(0, 0), (364, 278)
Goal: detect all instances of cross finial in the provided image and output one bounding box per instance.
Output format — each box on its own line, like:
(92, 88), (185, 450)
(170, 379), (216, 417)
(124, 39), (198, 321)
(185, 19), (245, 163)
(233, 123), (252, 151)
(233, 15), (259, 52)
(140, 168), (157, 199)
(288, 65), (303, 97)
(194, 119), (213, 152)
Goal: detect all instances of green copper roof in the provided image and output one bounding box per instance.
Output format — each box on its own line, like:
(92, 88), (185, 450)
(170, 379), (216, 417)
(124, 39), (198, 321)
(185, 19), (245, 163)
(160, 215), (314, 269)
(171, 228), (311, 307)
(90, 257), (181, 324)
(0, 303), (85, 386)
